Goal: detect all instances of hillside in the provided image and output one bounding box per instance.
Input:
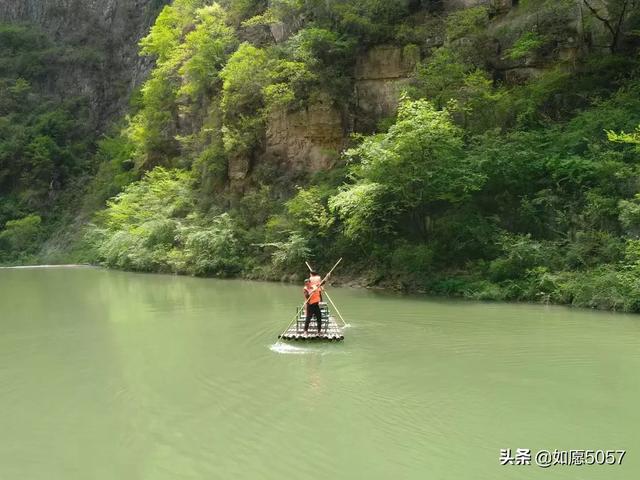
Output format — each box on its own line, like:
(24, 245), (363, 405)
(0, 0), (167, 260)
(2, 0), (640, 311)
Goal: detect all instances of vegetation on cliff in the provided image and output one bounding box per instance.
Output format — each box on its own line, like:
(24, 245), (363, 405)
(3, 0), (640, 311)
(0, 24), (98, 261)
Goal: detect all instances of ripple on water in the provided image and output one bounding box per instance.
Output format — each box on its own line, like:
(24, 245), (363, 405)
(269, 343), (310, 355)
(269, 342), (349, 355)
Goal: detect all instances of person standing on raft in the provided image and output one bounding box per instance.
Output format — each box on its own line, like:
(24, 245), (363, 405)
(303, 270), (325, 335)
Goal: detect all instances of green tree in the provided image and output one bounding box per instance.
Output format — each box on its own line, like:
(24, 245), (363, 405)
(410, 47), (468, 108)
(220, 43), (270, 156)
(133, 1), (236, 168)
(178, 4), (237, 101)
(445, 5), (489, 41)
(331, 98), (485, 242)
(608, 124), (640, 147)
(286, 186), (334, 236)
(0, 214), (43, 255)
(507, 31), (547, 60)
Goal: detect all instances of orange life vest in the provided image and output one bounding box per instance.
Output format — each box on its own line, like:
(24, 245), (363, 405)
(307, 274), (322, 304)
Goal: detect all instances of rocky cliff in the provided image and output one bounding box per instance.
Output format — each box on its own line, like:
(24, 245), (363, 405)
(0, 0), (168, 129)
(264, 96), (345, 173)
(250, 45), (418, 181)
(256, 0), (595, 174)
(354, 44), (420, 130)
(0, 0), (605, 181)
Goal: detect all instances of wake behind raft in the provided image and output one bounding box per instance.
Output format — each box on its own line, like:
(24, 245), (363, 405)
(277, 258), (346, 342)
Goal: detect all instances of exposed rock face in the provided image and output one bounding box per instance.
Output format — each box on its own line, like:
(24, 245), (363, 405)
(354, 45), (419, 129)
(259, 44), (421, 173)
(263, 96), (345, 173)
(228, 153), (252, 192)
(0, 0), (168, 129)
(488, 1), (590, 84)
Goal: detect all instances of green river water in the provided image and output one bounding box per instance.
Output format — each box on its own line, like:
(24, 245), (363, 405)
(0, 266), (638, 479)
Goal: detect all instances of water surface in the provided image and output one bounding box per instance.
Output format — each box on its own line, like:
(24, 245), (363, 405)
(0, 267), (638, 479)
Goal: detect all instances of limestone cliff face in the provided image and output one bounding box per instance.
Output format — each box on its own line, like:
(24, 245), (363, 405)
(0, 0), (168, 129)
(255, 45), (420, 178)
(354, 44), (420, 130)
(263, 96), (344, 173)
(228, 97), (345, 189)
(488, 1), (592, 84)
(253, 0), (597, 175)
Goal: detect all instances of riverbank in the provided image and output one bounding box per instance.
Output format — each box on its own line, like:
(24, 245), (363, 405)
(0, 264), (91, 269)
(6, 259), (640, 315)
(334, 267), (640, 314)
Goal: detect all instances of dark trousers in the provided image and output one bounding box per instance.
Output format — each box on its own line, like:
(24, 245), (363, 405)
(305, 302), (323, 332)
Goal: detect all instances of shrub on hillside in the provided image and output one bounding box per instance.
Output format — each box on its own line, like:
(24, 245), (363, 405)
(0, 214), (43, 256)
(488, 234), (562, 281)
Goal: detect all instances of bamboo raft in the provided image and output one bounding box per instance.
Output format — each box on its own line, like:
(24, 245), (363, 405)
(278, 302), (345, 341)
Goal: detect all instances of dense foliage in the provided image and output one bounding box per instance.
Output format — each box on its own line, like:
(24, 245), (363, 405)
(4, 0), (640, 312)
(0, 24), (99, 262)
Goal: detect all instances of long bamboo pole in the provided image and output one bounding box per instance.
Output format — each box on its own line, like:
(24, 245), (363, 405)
(323, 290), (347, 327)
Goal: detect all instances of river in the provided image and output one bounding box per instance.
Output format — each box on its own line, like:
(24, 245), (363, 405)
(0, 266), (638, 479)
